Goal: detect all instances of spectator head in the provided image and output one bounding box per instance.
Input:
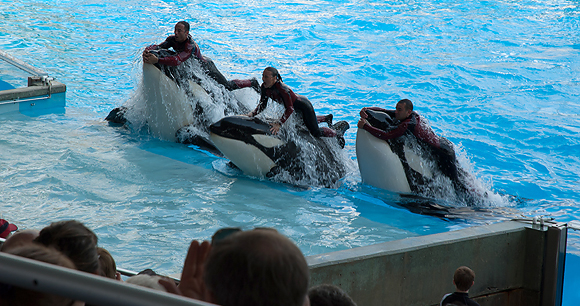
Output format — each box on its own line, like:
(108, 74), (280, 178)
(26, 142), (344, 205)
(0, 229), (39, 252)
(0, 219), (18, 239)
(204, 228), (309, 306)
(0, 244), (76, 306)
(453, 266), (475, 292)
(34, 220), (99, 274)
(308, 284), (357, 306)
(97, 247), (117, 279)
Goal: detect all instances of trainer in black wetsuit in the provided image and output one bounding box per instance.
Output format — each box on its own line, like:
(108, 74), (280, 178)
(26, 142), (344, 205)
(357, 99), (461, 186)
(248, 67), (336, 138)
(142, 21), (259, 92)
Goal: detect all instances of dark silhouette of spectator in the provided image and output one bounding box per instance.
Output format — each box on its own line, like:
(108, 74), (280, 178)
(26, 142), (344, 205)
(0, 229), (39, 252)
(440, 266), (480, 306)
(160, 228), (310, 306)
(308, 284), (357, 306)
(34, 220), (99, 274)
(97, 247), (121, 280)
(0, 244), (77, 306)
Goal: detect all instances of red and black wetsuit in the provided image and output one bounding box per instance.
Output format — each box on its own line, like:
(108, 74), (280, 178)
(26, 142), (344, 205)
(145, 35), (204, 66)
(251, 81), (325, 137)
(145, 35), (253, 91)
(361, 107), (460, 184)
(361, 107), (440, 148)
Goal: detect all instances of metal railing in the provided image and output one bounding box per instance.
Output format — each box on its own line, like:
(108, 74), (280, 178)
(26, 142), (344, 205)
(0, 251), (211, 306)
(0, 49), (48, 77)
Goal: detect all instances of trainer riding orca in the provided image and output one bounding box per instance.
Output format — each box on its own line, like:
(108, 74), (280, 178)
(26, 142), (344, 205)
(106, 21), (259, 149)
(209, 115), (350, 187)
(356, 99), (473, 201)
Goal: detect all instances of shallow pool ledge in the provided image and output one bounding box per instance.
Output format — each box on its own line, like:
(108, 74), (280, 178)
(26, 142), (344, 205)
(0, 77), (66, 115)
(307, 220), (567, 306)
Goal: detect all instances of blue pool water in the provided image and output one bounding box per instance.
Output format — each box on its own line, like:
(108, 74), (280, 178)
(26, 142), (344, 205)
(1, 0), (579, 304)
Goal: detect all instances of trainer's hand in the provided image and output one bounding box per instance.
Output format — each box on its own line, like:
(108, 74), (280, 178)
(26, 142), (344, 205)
(270, 122), (281, 135)
(359, 107), (369, 119)
(143, 52), (159, 65)
(357, 118), (368, 129)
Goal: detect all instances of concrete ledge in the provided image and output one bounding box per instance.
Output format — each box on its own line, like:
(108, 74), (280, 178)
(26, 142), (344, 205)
(0, 80), (66, 102)
(307, 221), (565, 306)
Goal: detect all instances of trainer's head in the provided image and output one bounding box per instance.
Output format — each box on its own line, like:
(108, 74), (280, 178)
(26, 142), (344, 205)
(262, 67), (282, 88)
(395, 99), (413, 121)
(204, 228), (309, 306)
(174, 21), (190, 43)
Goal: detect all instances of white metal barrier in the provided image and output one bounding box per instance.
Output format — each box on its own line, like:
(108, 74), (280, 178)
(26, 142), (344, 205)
(0, 252), (213, 306)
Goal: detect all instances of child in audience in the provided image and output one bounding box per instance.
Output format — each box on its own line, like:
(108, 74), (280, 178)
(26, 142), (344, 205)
(440, 266), (480, 306)
(97, 247), (122, 280)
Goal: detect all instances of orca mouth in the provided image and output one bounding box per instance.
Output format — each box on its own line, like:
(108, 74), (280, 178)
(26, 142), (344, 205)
(209, 115), (271, 141)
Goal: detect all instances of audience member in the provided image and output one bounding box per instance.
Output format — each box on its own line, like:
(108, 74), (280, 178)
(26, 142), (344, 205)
(205, 228), (309, 306)
(440, 266), (480, 306)
(0, 229), (39, 252)
(125, 274), (168, 292)
(0, 244), (77, 306)
(0, 218), (18, 239)
(34, 220), (100, 274)
(160, 228), (310, 306)
(97, 247), (121, 280)
(308, 284), (357, 306)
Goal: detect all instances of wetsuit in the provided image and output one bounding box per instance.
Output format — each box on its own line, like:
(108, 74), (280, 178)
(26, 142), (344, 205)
(440, 292), (480, 306)
(251, 81), (330, 137)
(361, 107), (460, 183)
(145, 35), (254, 91)
(145, 35), (203, 66)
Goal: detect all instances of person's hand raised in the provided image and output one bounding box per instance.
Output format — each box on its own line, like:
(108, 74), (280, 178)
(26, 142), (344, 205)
(159, 240), (212, 301)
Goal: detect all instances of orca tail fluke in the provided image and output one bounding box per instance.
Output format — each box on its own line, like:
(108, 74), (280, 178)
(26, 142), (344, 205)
(332, 120), (350, 136)
(329, 120), (350, 149)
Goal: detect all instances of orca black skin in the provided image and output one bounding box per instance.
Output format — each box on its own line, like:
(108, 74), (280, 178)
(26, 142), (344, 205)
(210, 115), (349, 187)
(105, 106), (128, 125)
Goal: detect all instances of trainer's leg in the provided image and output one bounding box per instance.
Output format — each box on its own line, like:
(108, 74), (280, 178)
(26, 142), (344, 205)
(316, 114), (333, 125)
(201, 58), (237, 90)
(294, 97), (324, 137)
(232, 78), (261, 93)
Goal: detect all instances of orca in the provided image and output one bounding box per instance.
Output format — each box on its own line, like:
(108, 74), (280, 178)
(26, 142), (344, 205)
(209, 115), (350, 187)
(356, 109), (473, 201)
(106, 56), (253, 150)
